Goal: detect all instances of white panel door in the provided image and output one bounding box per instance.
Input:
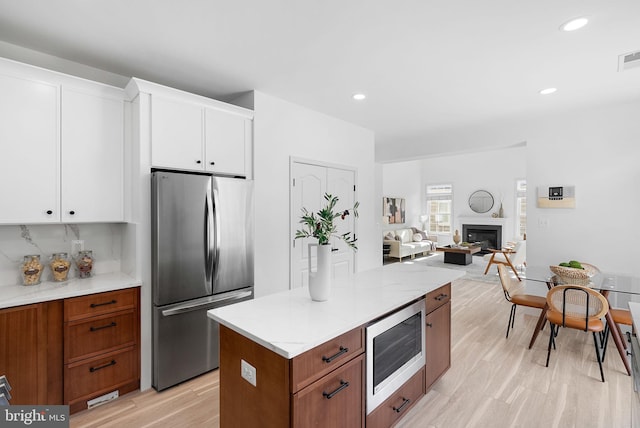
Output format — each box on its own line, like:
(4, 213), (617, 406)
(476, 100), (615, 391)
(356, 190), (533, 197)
(327, 168), (356, 279)
(291, 163), (326, 289)
(290, 161), (356, 290)
(61, 88), (124, 222)
(0, 73), (59, 223)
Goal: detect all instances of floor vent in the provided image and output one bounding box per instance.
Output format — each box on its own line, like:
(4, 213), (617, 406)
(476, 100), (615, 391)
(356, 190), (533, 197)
(87, 390), (119, 409)
(618, 50), (640, 71)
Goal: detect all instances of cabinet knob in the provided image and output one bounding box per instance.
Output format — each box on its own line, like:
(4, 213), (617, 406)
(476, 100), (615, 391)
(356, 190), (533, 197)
(210, 161), (215, 166)
(196, 160), (202, 164)
(69, 210), (76, 215)
(46, 210), (53, 215)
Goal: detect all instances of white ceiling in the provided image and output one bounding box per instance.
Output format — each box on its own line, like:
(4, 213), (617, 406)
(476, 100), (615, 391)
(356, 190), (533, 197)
(0, 1), (638, 160)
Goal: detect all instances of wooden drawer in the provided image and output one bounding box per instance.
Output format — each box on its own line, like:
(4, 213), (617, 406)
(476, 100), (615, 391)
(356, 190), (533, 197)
(293, 354), (364, 428)
(425, 283), (451, 314)
(64, 288), (138, 322)
(64, 345), (138, 404)
(366, 366), (425, 428)
(291, 326), (364, 392)
(65, 310), (136, 363)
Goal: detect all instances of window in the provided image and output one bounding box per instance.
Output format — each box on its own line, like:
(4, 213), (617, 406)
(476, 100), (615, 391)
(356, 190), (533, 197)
(515, 179), (526, 238)
(425, 184), (453, 234)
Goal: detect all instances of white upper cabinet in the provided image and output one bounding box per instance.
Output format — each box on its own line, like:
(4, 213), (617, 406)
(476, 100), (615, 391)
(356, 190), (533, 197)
(62, 87), (124, 222)
(0, 57), (126, 224)
(0, 72), (60, 224)
(150, 95), (204, 170)
(205, 108), (251, 176)
(127, 78), (253, 178)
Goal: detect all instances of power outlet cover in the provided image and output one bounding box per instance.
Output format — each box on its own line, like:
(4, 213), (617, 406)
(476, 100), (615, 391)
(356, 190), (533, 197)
(241, 359), (257, 387)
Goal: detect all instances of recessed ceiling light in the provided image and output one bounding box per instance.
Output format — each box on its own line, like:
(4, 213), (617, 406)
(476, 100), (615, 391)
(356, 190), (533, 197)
(352, 93), (366, 101)
(560, 17), (589, 32)
(539, 87), (557, 95)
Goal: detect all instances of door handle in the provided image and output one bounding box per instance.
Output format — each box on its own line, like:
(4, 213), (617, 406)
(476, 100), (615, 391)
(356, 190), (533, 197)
(162, 289), (253, 316)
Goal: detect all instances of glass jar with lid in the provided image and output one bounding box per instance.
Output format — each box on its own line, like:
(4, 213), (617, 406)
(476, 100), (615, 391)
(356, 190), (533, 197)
(75, 250), (94, 279)
(21, 255), (43, 286)
(50, 252), (71, 282)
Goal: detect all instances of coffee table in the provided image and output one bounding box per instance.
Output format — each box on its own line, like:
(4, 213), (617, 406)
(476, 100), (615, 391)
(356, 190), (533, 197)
(436, 245), (481, 265)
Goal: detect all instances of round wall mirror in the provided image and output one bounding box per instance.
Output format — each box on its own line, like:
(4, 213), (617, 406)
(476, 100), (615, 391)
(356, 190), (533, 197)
(468, 190), (494, 213)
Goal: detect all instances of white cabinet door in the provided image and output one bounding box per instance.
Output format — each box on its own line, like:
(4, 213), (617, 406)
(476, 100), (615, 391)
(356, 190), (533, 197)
(205, 108), (249, 176)
(150, 95), (204, 170)
(0, 74), (59, 224)
(61, 88), (124, 222)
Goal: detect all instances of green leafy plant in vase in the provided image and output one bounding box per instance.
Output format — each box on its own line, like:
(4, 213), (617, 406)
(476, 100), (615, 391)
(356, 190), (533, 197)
(294, 193), (359, 301)
(294, 193), (359, 250)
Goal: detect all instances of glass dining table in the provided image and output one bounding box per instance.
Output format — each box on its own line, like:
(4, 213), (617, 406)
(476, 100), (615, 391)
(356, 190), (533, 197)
(523, 266), (640, 376)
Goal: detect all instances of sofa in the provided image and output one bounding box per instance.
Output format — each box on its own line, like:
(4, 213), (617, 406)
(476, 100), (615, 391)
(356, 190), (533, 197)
(383, 228), (438, 261)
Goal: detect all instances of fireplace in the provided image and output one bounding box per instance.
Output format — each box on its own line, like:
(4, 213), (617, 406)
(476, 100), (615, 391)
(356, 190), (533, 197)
(462, 224), (502, 255)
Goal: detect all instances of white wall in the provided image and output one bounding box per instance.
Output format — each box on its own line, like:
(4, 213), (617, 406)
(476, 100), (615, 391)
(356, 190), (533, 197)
(253, 91), (377, 297)
(381, 160), (423, 231)
(381, 147), (526, 245)
(526, 100), (640, 276)
(380, 99), (640, 282)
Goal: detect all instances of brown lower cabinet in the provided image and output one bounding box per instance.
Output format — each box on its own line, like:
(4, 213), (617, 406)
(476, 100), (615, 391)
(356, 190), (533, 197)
(425, 284), (451, 389)
(0, 287), (140, 413)
(365, 367), (426, 428)
(0, 300), (63, 405)
(220, 324), (365, 428)
(64, 288), (140, 414)
(219, 285), (453, 427)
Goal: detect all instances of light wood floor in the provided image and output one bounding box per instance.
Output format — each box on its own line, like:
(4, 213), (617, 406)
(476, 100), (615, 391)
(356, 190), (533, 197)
(70, 278), (633, 428)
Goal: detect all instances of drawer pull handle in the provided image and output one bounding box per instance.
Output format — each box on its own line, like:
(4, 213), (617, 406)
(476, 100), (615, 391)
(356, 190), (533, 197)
(322, 346), (349, 363)
(90, 299), (117, 308)
(90, 322), (117, 332)
(435, 293), (448, 301)
(426, 323), (433, 328)
(393, 397), (411, 413)
(89, 360), (116, 373)
(322, 380), (349, 399)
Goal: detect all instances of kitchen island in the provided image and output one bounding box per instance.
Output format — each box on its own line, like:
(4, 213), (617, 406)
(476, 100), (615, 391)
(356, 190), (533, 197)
(208, 263), (464, 427)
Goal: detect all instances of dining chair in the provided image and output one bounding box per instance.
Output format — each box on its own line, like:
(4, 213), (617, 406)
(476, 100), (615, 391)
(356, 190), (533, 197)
(601, 307), (634, 360)
(497, 264), (547, 339)
(484, 240), (526, 281)
(545, 284), (609, 382)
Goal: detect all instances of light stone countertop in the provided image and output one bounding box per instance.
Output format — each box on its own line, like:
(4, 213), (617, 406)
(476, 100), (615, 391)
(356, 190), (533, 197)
(208, 263), (465, 359)
(0, 272), (141, 309)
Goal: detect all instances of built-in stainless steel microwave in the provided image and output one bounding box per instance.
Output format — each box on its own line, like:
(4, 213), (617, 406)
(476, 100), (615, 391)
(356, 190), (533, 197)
(366, 298), (425, 414)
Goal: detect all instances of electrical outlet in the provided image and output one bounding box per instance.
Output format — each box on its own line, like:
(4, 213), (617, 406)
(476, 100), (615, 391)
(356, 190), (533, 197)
(241, 359), (257, 387)
(71, 240), (84, 254)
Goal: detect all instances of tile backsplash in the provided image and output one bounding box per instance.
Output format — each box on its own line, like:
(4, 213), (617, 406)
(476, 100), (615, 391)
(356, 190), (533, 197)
(0, 224), (124, 287)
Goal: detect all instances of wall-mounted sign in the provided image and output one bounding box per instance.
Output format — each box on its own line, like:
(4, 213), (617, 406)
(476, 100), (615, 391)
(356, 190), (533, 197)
(537, 185), (575, 208)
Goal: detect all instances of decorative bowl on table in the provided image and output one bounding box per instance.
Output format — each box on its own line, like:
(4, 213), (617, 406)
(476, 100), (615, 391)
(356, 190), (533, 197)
(549, 263), (599, 285)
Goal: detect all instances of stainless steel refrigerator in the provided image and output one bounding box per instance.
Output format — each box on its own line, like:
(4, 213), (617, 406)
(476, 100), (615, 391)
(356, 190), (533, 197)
(151, 170), (254, 391)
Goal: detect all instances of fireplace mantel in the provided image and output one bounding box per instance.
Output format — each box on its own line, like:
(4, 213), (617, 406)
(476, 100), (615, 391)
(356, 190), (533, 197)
(458, 217), (507, 250)
(457, 216), (506, 227)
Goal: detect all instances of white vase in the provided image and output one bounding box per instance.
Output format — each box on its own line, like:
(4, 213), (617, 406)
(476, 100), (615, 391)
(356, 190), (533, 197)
(308, 243), (332, 301)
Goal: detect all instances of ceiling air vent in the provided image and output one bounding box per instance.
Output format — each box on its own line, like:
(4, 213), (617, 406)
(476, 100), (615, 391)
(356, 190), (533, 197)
(618, 50), (640, 72)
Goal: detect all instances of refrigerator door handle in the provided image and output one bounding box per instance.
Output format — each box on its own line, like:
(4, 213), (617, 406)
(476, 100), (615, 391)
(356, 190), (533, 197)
(212, 187), (221, 278)
(161, 289), (253, 317)
(205, 188), (214, 285)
